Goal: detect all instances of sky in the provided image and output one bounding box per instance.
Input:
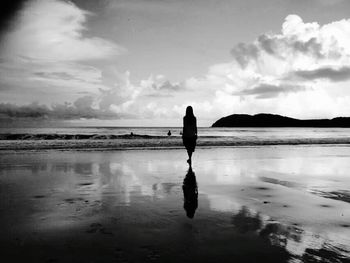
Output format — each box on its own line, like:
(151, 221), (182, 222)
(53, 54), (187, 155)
(0, 0), (350, 126)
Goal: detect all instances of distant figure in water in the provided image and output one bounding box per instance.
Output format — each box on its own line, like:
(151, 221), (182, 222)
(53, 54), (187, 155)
(130, 132), (134, 136)
(167, 130), (171, 136)
(182, 106), (197, 166)
(182, 167), (198, 218)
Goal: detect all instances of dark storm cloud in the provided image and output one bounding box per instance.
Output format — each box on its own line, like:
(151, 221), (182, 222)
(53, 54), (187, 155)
(257, 35), (276, 55)
(294, 66), (350, 82)
(237, 84), (306, 99)
(230, 43), (259, 68)
(232, 33), (327, 69)
(69, 0), (111, 12)
(291, 37), (323, 58)
(0, 96), (123, 119)
(258, 34), (324, 59)
(0, 102), (51, 118)
(0, 0), (28, 36)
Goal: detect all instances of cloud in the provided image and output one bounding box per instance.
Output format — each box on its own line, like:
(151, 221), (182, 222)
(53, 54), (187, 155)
(153, 80), (182, 91)
(0, 102), (50, 118)
(0, 0), (125, 106)
(236, 84), (306, 99)
(230, 14), (350, 72)
(140, 74), (184, 97)
(2, 11), (350, 124)
(0, 96), (121, 120)
(99, 68), (140, 111)
(97, 69), (189, 118)
(33, 71), (81, 81)
(230, 42), (259, 68)
(294, 66), (350, 82)
(182, 14), (350, 120)
(314, 0), (344, 6)
(0, 58), (186, 120)
(0, 59), (104, 104)
(1, 0), (124, 62)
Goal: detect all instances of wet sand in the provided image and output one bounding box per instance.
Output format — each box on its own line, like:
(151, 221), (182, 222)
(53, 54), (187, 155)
(1, 145), (350, 262)
(2, 134), (350, 151)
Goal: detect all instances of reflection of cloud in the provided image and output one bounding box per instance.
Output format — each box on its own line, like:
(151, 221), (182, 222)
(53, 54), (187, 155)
(99, 162), (155, 205)
(232, 206), (263, 233)
(207, 194), (241, 212)
(229, 206), (349, 261)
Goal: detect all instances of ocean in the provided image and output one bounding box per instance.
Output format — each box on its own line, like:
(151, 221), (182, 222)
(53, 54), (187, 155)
(1, 126), (350, 137)
(1, 126), (350, 138)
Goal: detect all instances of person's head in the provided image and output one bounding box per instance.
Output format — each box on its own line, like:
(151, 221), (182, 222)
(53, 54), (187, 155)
(185, 106), (194, 117)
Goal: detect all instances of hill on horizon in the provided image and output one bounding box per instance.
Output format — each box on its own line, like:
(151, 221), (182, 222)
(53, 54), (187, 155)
(211, 113), (350, 127)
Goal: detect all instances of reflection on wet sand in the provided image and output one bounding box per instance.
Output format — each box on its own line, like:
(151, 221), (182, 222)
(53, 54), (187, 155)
(182, 168), (198, 218)
(230, 206), (350, 262)
(0, 147), (350, 262)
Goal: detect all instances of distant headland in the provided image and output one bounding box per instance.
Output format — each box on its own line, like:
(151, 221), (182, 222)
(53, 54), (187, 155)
(211, 113), (350, 127)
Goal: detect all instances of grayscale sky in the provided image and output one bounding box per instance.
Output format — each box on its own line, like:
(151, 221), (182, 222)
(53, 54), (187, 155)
(1, 0), (350, 126)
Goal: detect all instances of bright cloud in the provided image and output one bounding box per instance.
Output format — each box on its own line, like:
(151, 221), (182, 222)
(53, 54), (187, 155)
(1, 0), (123, 61)
(180, 14), (350, 120)
(0, 0), (124, 106)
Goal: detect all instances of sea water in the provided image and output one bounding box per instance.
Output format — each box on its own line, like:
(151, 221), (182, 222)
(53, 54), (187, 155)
(1, 127), (349, 141)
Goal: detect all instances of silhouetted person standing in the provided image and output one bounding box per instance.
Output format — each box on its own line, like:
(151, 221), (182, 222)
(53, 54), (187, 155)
(182, 168), (198, 218)
(182, 106), (197, 166)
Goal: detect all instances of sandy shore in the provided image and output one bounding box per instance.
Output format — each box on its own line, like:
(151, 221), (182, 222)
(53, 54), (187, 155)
(1, 146), (350, 262)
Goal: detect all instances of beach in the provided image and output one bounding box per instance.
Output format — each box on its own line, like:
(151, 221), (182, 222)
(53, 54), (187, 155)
(2, 0), (350, 262)
(1, 145), (350, 262)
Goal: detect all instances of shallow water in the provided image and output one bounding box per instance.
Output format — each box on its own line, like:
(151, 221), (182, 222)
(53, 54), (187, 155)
(1, 127), (350, 151)
(0, 146), (350, 262)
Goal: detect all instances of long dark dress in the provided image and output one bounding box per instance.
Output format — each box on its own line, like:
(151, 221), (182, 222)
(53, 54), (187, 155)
(182, 116), (197, 153)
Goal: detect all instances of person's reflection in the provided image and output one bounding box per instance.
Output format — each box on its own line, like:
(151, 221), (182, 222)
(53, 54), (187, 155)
(182, 168), (198, 218)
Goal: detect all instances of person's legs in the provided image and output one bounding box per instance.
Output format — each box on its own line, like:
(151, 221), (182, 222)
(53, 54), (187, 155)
(187, 150), (192, 158)
(184, 137), (196, 166)
(187, 149), (193, 166)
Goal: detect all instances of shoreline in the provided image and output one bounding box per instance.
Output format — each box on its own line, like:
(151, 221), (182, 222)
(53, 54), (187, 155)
(1, 144), (350, 154)
(1, 137), (350, 151)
